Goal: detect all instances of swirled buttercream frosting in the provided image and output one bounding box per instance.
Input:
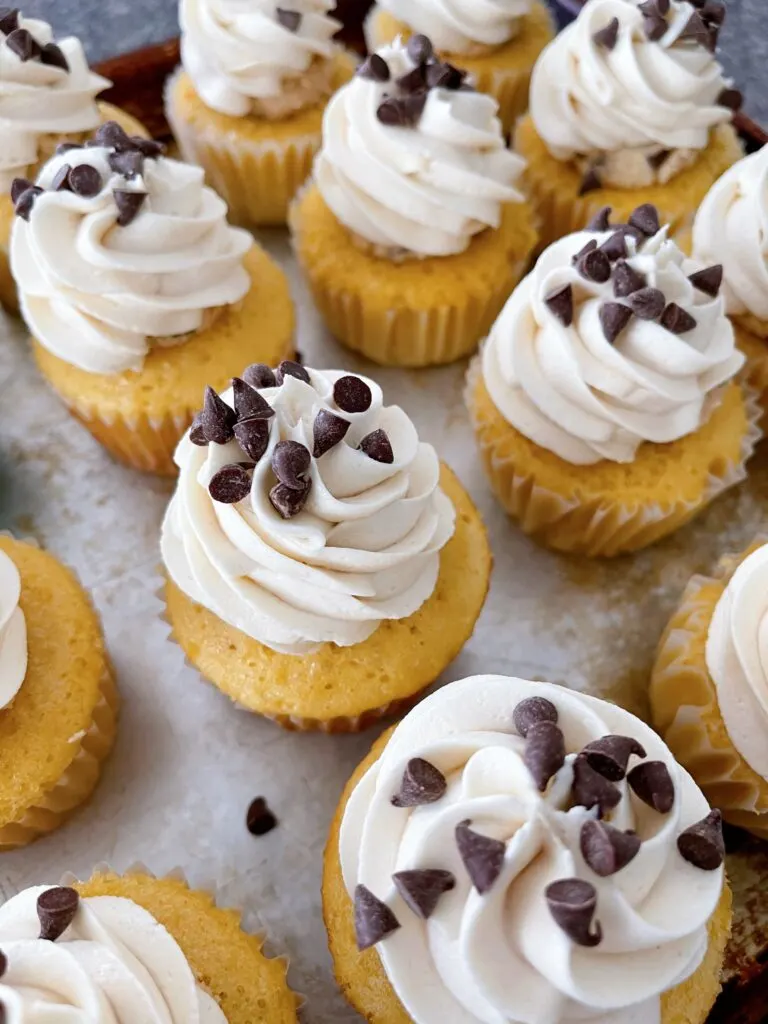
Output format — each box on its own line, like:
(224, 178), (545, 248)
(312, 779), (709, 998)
(0, 549), (27, 710)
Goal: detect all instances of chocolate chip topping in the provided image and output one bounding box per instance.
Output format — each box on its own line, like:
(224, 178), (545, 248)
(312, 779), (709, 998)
(407, 33), (433, 64)
(275, 359), (310, 385)
(269, 480), (311, 519)
(592, 17), (619, 50)
(599, 302), (632, 344)
(202, 386), (237, 443)
(580, 820), (641, 877)
(679, 10), (714, 50)
(391, 757), (447, 807)
(524, 721), (566, 792)
(233, 418), (270, 462)
(51, 164), (72, 192)
(627, 760), (675, 813)
(68, 163), (102, 198)
(0, 8), (19, 35)
(661, 302), (697, 335)
(677, 810), (725, 870)
(246, 796), (278, 836)
(545, 285), (573, 327)
(627, 286), (666, 321)
(208, 464), (252, 504)
(109, 148), (144, 179)
(582, 735), (646, 781)
(701, 1), (725, 26)
(0, 949), (6, 977)
(717, 87), (743, 111)
(358, 53), (390, 82)
(599, 231), (628, 262)
(313, 409), (350, 458)
(272, 439), (311, 490)
(37, 887), (79, 942)
(513, 696), (558, 738)
(643, 11), (667, 41)
(397, 64), (427, 94)
(232, 377), (274, 420)
(393, 869), (455, 920)
(6, 27), (38, 61)
(377, 92), (427, 128)
(243, 363), (277, 389)
(334, 375), (372, 413)
(688, 264), (723, 297)
(586, 206), (612, 232)
(113, 190), (147, 227)
(189, 413), (207, 446)
(359, 429), (394, 464)
(579, 166), (602, 196)
(613, 259), (646, 298)
(354, 885), (400, 951)
(628, 203), (660, 237)
(425, 61), (466, 90)
(10, 176), (32, 203)
(40, 41), (68, 71)
(13, 184), (42, 221)
(545, 878), (602, 947)
(577, 247), (611, 284)
(572, 754), (622, 817)
(55, 141), (80, 156)
(276, 7), (302, 32)
(455, 820), (506, 894)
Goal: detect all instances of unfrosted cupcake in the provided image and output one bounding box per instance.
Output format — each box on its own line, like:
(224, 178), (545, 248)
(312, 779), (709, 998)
(516, 0), (743, 248)
(466, 204), (760, 557)
(325, 675), (732, 1024)
(0, 872), (298, 1022)
(0, 535), (117, 850)
(165, 0), (354, 227)
(161, 363), (491, 731)
(291, 35), (538, 367)
(364, 0), (554, 135)
(652, 538), (768, 838)
(10, 123), (294, 475)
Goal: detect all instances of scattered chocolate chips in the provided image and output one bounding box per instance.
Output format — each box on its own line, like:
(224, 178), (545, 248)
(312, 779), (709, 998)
(456, 820), (506, 895)
(234, 418), (270, 462)
(269, 480), (311, 519)
(40, 41), (68, 71)
(68, 163), (102, 198)
(246, 796), (278, 836)
(189, 413), (207, 446)
(582, 735), (646, 782)
(643, 11), (667, 41)
(628, 203), (660, 237)
(355, 885), (400, 951)
(276, 7), (302, 32)
(91, 120), (131, 151)
(572, 239), (597, 264)
(393, 869), (455, 920)
(243, 363), (277, 389)
(599, 231), (628, 262)
(397, 64), (427, 94)
(0, 8), (19, 35)
(524, 721), (566, 792)
(613, 259), (646, 298)
(334, 375), (372, 414)
(406, 33), (433, 64)
(10, 176), (32, 203)
(109, 148), (144, 179)
(677, 810), (725, 870)
(627, 286), (666, 320)
(232, 377), (274, 420)
(701, 1), (725, 26)
(6, 27), (38, 61)
(717, 87), (743, 111)
(576, 247), (611, 284)
(579, 166), (602, 196)
(113, 189), (147, 227)
(202, 385), (237, 444)
(131, 135), (165, 158)
(627, 760), (675, 813)
(586, 206), (612, 232)
(688, 264), (723, 297)
(13, 184), (42, 221)
(358, 53), (390, 82)
(391, 757), (446, 807)
(545, 285), (573, 327)
(208, 464), (252, 504)
(275, 359), (310, 385)
(572, 754), (622, 817)
(661, 302), (697, 335)
(37, 887), (79, 941)
(359, 429), (394, 464)
(592, 17), (619, 50)
(679, 10), (713, 50)
(581, 820), (641, 877)
(639, 0), (668, 17)
(51, 163), (72, 192)
(546, 878), (602, 947)
(513, 696), (559, 738)
(313, 410), (350, 458)
(377, 92), (427, 128)
(425, 61), (466, 90)
(272, 439), (311, 490)
(599, 302), (633, 344)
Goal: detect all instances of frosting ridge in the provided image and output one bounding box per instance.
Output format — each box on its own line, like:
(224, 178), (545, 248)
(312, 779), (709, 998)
(377, 0), (532, 55)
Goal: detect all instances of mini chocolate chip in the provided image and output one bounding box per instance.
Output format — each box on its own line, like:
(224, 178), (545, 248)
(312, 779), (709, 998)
(572, 754), (622, 817)
(208, 464), (252, 504)
(51, 164), (72, 192)
(638, 0), (662, 14)
(677, 810), (725, 870)
(546, 878), (602, 947)
(244, 363), (277, 389)
(701, 1), (725, 26)
(377, 92), (427, 128)
(275, 359), (310, 385)
(246, 797), (278, 836)
(234, 418), (270, 462)
(269, 479), (311, 519)
(586, 206), (612, 232)
(599, 231), (628, 262)
(357, 53), (390, 82)
(397, 64), (427, 94)
(629, 203), (660, 237)
(92, 120), (132, 151)
(688, 264), (723, 297)
(6, 27), (38, 61)
(10, 176), (32, 203)
(545, 285), (573, 327)
(393, 869), (455, 920)
(643, 12), (667, 41)
(0, 949), (6, 977)
(189, 413), (208, 446)
(40, 41), (69, 71)
(661, 302), (697, 335)
(272, 439), (311, 490)
(524, 721), (566, 792)
(113, 189), (146, 226)
(647, 148), (671, 170)
(68, 163), (102, 198)
(354, 885), (400, 951)
(456, 820), (505, 894)
(579, 167), (601, 196)
(657, 0), (670, 13)
(593, 17), (619, 50)
(425, 61), (465, 90)
(202, 385), (237, 444)
(627, 286), (666, 320)
(613, 259), (647, 298)
(582, 735), (646, 781)
(679, 10), (711, 47)
(130, 136), (165, 158)
(0, 7), (18, 35)
(232, 377), (274, 420)
(577, 247), (611, 284)
(37, 887), (79, 941)
(513, 696), (558, 738)
(581, 820), (641, 877)
(13, 185), (42, 221)
(359, 429), (394, 464)
(717, 87), (743, 111)
(313, 409), (350, 458)
(334, 375), (372, 413)
(392, 758), (447, 807)
(406, 33), (433, 64)
(627, 760), (675, 813)
(599, 302), (633, 344)
(572, 238), (598, 264)
(276, 7), (302, 32)
(109, 148), (144, 179)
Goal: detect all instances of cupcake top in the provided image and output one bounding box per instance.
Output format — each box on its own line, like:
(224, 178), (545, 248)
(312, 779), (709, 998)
(0, 549), (27, 709)
(0, 10), (108, 191)
(340, 675), (725, 1024)
(482, 204), (743, 465)
(692, 146), (768, 323)
(377, 0), (533, 55)
(0, 884), (226, 1022)
(314, 35), (525, 258)
(529, 0), (737, 190)
(179, 0), (340, 117)
(9, 121), (252, 376)
(706, 540), (768, 782)
(161, 362), (455, 655)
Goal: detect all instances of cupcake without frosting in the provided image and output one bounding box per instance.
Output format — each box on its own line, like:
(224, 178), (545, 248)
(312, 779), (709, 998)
(11, 121), (294, 475)
(291, 35), (538, 366)
(162, 362), (490, 731)
(325, 675), (732, 1024)
(466, 203), (760, 556)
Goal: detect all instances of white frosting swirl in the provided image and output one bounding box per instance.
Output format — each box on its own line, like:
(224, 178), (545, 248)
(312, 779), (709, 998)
(706, 542), (768, 781)
(314, 40), (525, 257)
(10, 146), (252, 375)
(161, 368), (455, 655)
(180, 0), (340, 116)
(0, 14), (109, 191)
(0, 885), (226, 1023)
(0, 550), (27, 710)
(692, 146), (768, 322)
(377, 0), (532, 54)
(529, 0), (731, 165)
(340, 675), (724, 1024)
(482, 224), (743, 465)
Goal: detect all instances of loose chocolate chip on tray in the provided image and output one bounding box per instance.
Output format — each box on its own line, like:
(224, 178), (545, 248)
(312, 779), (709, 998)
(392, 757), (447, 807)
(37, 887), (79, 941)
(456, 820), (506, 895)
(627, 286), (666, 320)
(377, 92), (427, 128)
(6, 27), (38, 61)
(572, 754), (622, 817)
(627, 760), (675, 813)
(232, 377), (274, 420)
(717, 87), (743, 111)
(586, 206), (612, 232)
(334, 375), (372, 413)
(68, 164), (102, 198)
(628, 203), (660, 237)
(688, 264), (723, 297)
(661, 302), (697, 335)
(51, 164), (72, 192)
(40, 41), (69, 71)
(10, 176), (32, 203)
(393, 869), (455, 920)
(677, 810), (725, 870)
(546, 878), (602, 947)
(202, 385), (237, 444)
(189, 413), (207, 446)
(269, 480), (311, 519)
(272, 440), (311, 490)
(582, 735), (646, 781)
(577, 247), (611, 284)
(275, 359), (310, 385)
(246, 796), (278, 836)
(208, 464), (252, 504)
(581, 820), (641, 877)
(579, 166), (602, 196)
(545, 285), (573, 327)
(592, 17), (619, 50)
(359, 429), (394, 464)
(524, 721), (566, 792)
(234, 418), (270, 462)
(244, 363), (277, 389)
(109, 148), (144, 180)
(357, 53), (390, 82)
(613, 260), (646, 298)
(354, 885), (400, 951)
(313, 409), (350, 458)
(599, 231), (628, 262)
(13, 185), (42, 221)
(113, 190), (147, 227)
(407, 33), (433, 64)
(0, 8), (19, 35)
(276, 7), (302, 32)
(600, 302), (633, 344)
(513, 696), (558, 738)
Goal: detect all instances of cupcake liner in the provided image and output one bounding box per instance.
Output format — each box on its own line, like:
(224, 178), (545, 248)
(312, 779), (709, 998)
(465, 356), (763, 558)
(734, 322), (768, 424)
(650, 538), (768, 838)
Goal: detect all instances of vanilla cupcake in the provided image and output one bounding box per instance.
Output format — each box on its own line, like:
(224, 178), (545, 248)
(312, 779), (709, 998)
(515, 0), (743, 248)
(466, 204), (760, 557)
(165, 0), (354, 228)
(325, 675), (732, 1024)
(364, 0), (554, 135)
(10, 123), (294, 475)
(290, 35), (538, 367)
(161, 363), (491, 731)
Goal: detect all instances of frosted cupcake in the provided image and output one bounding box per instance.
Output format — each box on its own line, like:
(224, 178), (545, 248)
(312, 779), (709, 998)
(165, 0), (355, 227)
(161, 363), (491, 731)
(652, 538), (768, 838)
(466, 204), (760, 557)
(325, 675), (732, 1024)
(0, 9), (147, 313)
(291, 35), (538, 367)
(516, 0), (743, 248)
(10, 123), (294, 475)
(364, 0), (554, 135)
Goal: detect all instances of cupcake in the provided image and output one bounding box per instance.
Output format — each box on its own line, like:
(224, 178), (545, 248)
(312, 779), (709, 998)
(161, 363), (491, 731)
(651, 538), (768, 839)
(325, 675), (732, 1024)
(515, 0), (744, 249)
(0, 9), (148, 313)
(466, 204), (761, 557)
(165, 0), (355, 228)
(10, 123), (295, 476)
(364, 0), (554, 136)
(0, 535), (117, 850)
(290, 36), (538, 368)
(0, 871), (298, 1022)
